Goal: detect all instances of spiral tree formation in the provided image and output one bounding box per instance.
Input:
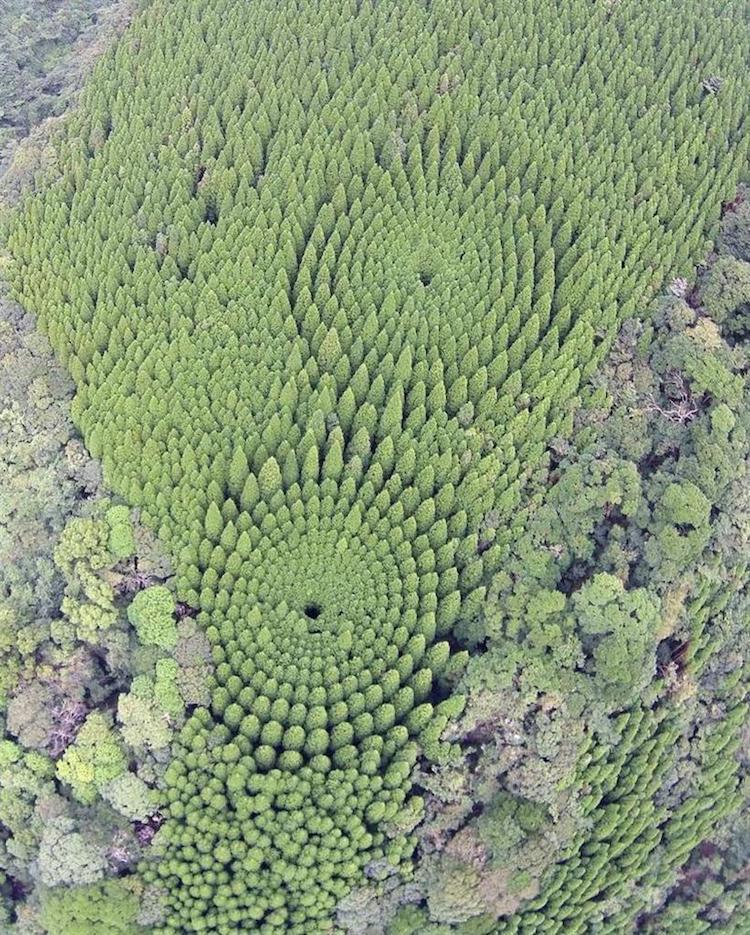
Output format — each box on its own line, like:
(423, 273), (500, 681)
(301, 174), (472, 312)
(5, 0), (749, 931)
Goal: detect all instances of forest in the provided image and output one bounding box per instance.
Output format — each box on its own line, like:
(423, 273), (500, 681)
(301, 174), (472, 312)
(0, 0), (748, 932)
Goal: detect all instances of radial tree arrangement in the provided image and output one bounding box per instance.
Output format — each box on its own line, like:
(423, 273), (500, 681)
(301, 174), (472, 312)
(5, 0), (750, 931)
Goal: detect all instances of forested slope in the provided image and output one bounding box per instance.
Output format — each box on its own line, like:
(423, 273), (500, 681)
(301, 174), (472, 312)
(0, 0), (136, 196)
(1, 0), (749, 932)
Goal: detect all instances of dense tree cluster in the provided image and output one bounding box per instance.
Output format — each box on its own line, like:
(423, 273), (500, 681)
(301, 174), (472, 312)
(0, 0), (136, 193)
(2, 0), (749, 931)
(365, 202), (750, 934)
(0, 295), (179, 927)
(0, 492), (183, 929)
(0, 293), (100, 709)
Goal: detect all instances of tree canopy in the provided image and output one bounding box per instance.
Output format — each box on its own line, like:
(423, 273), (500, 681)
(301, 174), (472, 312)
(2, 0), (749, 931)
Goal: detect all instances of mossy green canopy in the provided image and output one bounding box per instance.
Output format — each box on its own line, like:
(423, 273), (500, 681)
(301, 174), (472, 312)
(5, 0), (749, 930)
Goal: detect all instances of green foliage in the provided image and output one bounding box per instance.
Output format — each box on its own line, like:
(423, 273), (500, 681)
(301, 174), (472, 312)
(717, 188), (750, 262)
(3, 0), (750, 930)
(49, 498), (145, 649)
(0, 741), (55, 883)
(126, 586), (177, 649)
(699, 255), (750, 334)
(572, 573), (661, 702)
(56, 711), (126, 804)
(37, 817), (108, 888)
(421, 845), (538, 925)
(0, 0), (126, 175)
(39, 879), (142, 935)
(637, 806), (750, 934)
(101, 771), (159, 821)
(105, 504), (135, 559)
(452, 226), (750, 934)
(117, 689), (173, 752)
(0, 299), (102, 708)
